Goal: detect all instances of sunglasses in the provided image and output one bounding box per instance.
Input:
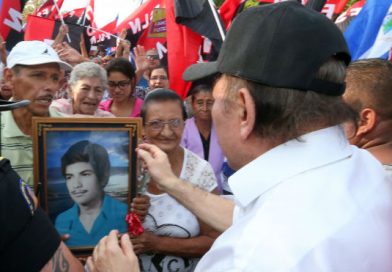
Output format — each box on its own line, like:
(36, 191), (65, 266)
(146, 55), (159, 60)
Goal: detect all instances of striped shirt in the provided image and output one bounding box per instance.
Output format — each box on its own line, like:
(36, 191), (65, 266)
(0, 108), (64, 187)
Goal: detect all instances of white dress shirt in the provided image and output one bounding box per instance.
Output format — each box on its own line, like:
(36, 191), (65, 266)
(196, 126), (392, 272)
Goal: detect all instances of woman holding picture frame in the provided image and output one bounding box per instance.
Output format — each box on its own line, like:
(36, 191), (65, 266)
(132, 89), (220, 272)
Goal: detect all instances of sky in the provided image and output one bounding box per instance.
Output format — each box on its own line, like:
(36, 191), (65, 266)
(45, 130), (130, 169)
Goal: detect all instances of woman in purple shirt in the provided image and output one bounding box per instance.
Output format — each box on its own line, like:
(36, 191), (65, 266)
(181, 84), (225, 192)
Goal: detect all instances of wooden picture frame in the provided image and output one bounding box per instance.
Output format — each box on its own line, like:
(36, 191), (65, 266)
(32, 117), (142, 255)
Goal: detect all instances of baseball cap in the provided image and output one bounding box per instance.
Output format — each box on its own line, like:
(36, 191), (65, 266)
(183, 1), (350, 96)
(0, 99), (30, 111)
(6, 41), (72, 71)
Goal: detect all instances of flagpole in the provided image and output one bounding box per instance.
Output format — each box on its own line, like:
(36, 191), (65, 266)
(207, 0), (225, 41)
(53, 0), (72, 42)
(82, 25), (125, 41)
(81, 0), (90, 26)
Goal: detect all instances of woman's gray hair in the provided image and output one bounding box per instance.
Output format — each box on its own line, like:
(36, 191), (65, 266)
(68, 61), (107, 89)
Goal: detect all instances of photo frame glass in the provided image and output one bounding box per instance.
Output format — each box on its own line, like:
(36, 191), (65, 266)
(33, 117), (142, 255)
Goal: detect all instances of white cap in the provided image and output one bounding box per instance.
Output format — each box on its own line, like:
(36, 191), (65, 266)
(7, 40), (72, 71)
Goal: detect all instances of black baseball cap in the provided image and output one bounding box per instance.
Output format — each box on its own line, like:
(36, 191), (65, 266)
(183, 1), (350, 96)
(0, 99), (30, 111)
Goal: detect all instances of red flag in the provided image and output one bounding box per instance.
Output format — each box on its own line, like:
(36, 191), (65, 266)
(219, 0), (243, 29)
(335, 0), (365, 24)
(115, 0), (167, 64)
(24, 15), (86, 51)
(24, 15), (56, 41)
(116, 0), (165, 36)
(34, 0), (64, 19)
(166, 0), (202, 98)
(0, 0), (24, 50)
(321, 0), (349, 18)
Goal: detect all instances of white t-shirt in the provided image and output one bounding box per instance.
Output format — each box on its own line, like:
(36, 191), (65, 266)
(139, 148), (217, 272)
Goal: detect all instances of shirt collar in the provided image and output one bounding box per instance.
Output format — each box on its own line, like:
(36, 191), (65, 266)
(229, 125), (353, 208)
(2, 107), (67, 138)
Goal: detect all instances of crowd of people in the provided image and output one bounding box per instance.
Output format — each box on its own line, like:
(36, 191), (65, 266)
(1, 1), (392, 271)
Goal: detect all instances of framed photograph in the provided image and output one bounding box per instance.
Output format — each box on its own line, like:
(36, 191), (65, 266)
(32, 117), (142, 255)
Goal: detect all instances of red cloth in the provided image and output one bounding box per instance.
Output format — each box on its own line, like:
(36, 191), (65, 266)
(166, 0), (201, 98)
(126, 212), (144, 237)
(219, 0), (243, 29)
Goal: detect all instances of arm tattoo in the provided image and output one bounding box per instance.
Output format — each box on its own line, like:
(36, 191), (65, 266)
(49, 246), (70, 272)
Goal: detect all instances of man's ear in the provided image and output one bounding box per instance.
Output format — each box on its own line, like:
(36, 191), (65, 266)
(238, 87), (256, 140)
(356, 108), (377, 136)
(3, 67), (13, 84)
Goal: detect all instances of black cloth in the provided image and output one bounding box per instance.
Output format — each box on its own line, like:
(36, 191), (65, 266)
(199, 132), (210, 161)
(0, 158), (61, 272)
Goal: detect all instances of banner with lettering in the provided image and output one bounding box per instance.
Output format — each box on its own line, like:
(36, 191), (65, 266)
(0, 0), (27, 50)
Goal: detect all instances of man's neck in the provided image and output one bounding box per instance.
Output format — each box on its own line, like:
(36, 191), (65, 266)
(363, 140), (392, 165)
(360, 121), (392, 164)
(12, 108), (47, 136)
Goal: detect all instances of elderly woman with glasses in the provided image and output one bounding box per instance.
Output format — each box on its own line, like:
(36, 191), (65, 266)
(50, 62), (114, 116)
(99, 58), (143, 117)
(132, 88), (219, 272)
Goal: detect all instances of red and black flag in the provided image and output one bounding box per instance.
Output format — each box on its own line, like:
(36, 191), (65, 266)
(167, 0), (225, 97)
(24, 15), (89, 52)
(33, 0), (65, 19)
(0, 0), (28, 50)
(174, 0), (224, 56)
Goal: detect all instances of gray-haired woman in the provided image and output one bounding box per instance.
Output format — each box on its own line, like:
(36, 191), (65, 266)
(51, 62), (114, 116)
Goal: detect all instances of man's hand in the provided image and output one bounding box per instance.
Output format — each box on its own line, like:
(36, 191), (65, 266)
(87, 230), (140, 272)
(131, 195), (150, 222)
(137, 143), (180, 191)
(52, 24), (69, 47)
(53, 42), (88, 66)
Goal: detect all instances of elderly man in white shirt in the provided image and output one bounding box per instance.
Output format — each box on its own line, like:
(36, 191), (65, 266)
(88, 2), (392, 272)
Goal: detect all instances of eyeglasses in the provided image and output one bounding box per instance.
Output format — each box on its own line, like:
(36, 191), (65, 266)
(150, 76), (168, 81)
(107, 80), (131, 90)
(146, 55), (159, 60)
(145, 119), (183, 131)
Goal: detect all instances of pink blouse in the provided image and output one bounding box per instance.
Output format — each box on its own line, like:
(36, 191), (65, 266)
(99, 98), (143, 117)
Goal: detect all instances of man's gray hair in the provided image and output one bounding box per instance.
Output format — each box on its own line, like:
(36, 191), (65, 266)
(221, 57), (358, 143)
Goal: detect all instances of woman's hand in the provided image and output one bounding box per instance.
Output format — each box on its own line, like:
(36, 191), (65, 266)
(137, 144), (180, 191)
(131, 195), (150, 222)
(131, 231), (159, 255)
(134, 45), (149, 71)
(87, 230), (140, 272)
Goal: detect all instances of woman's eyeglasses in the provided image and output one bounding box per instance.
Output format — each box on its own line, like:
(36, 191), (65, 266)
(150, 76), (168, 81)
(145, 119), (183, 131)
(107, 80), (131, 90)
